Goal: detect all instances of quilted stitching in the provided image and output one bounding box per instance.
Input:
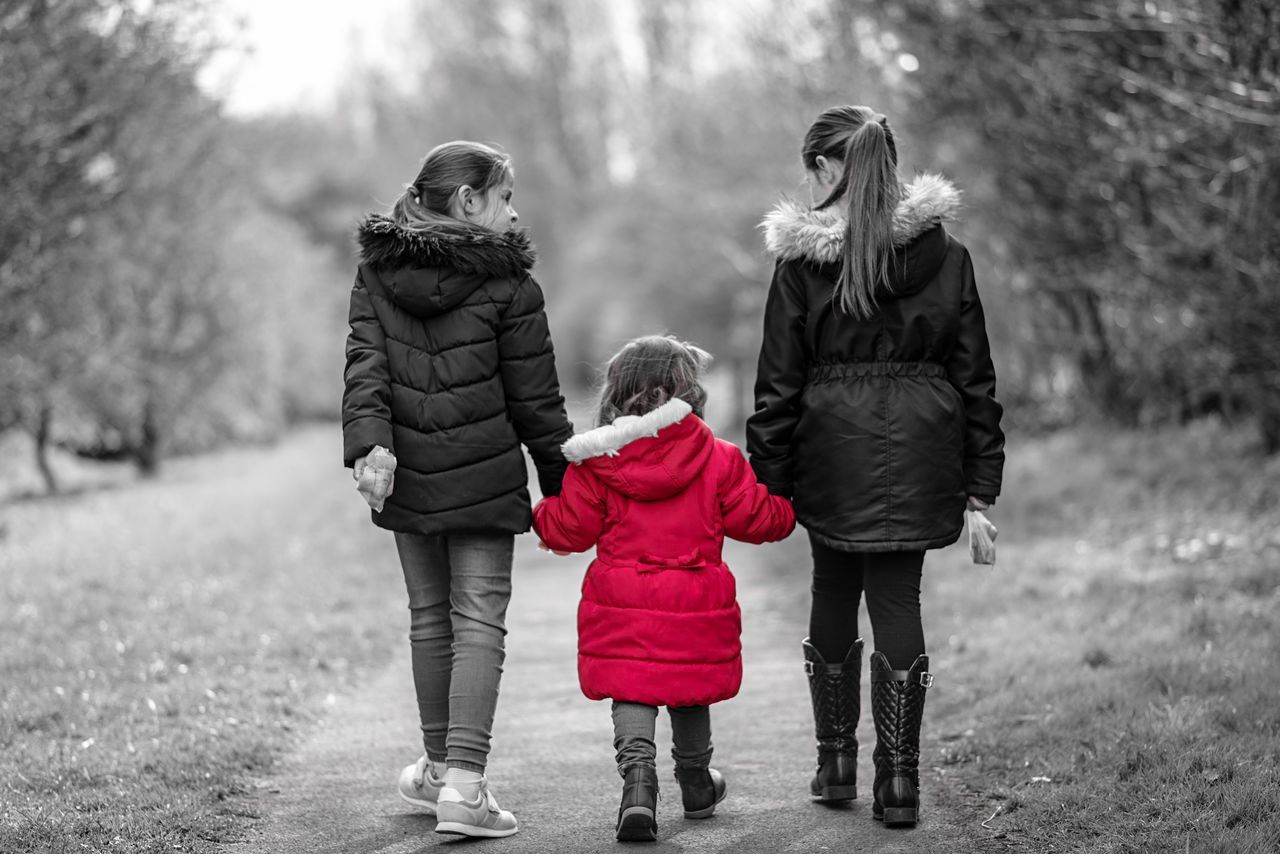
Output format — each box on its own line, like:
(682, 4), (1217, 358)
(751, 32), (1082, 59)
(804, 639), (864, 755)
(870, 651), (930, 799)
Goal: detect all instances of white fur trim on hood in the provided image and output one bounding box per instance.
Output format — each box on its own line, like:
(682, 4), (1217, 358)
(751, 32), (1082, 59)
(562, 398), (693, 463)
(761, 173), (961, 264)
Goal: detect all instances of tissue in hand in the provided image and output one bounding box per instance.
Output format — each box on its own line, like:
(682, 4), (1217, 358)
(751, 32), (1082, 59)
(357, 447), (397, 512)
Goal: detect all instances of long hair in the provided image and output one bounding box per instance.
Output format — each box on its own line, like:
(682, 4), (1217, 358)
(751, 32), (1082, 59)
(594, 335), (712, 427)
(802, 106), (902, 319)
(391, 141), (512, 235)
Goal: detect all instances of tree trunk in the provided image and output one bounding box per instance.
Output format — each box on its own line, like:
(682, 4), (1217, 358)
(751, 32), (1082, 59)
(1260, 406), (1280, 456)
(729, 354), (750, 438)
(135, 395), (162, 477)
(33, 401), (59, 495)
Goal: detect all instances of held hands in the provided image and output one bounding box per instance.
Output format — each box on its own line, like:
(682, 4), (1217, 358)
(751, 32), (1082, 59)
(354, 446), (396, 512)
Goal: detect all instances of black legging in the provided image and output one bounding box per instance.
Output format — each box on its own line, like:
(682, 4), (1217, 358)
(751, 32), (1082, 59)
(809, 534), (925, 670)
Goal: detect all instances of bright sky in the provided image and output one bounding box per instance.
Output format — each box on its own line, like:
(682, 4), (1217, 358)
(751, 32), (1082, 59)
(199, 0), (411, 116)
(197, 0), (837, 119)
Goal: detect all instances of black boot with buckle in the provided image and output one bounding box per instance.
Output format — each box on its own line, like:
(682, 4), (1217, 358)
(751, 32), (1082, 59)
(803, 637), (864, 802)
(870, 651), (933, 828)
(616, 764), (659, 842)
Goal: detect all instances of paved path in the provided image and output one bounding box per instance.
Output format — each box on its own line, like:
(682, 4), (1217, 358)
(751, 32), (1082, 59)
(222, 536), (987, 853)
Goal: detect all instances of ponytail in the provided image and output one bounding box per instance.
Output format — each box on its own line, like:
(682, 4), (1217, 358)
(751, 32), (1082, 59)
(803, 107), (902, 319)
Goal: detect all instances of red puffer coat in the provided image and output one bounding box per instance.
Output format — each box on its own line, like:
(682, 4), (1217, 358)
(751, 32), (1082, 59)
(532, 398), (795, 707)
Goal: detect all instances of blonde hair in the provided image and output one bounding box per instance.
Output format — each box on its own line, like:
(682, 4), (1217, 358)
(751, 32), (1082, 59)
(392, 141), (512, 236)
(802, 106), (902, 319)
(594, 335), (712, 427)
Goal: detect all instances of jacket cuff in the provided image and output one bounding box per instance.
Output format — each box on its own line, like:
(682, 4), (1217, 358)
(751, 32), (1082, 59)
(535, 462), (567, 498)
(343, 416), (394, 467)
(749, 458), (792, 499)
(964, 479), (1001, 500)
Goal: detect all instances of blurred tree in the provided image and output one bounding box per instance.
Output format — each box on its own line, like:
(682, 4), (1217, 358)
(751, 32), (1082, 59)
(0, 0), (217, 487)
(866, 0), (1280, 446)
(1, 0), (350, 488)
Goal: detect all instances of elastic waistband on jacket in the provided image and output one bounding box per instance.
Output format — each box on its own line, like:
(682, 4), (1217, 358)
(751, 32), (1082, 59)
(807, 361), (947, 381)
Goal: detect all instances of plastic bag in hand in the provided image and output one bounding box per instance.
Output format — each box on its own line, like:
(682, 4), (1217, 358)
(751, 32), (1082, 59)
(357, 446), (397, 512)
(966, 509), (998, 565)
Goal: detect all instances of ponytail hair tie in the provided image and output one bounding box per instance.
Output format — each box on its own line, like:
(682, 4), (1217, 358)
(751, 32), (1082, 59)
(404, 182), (420, 202)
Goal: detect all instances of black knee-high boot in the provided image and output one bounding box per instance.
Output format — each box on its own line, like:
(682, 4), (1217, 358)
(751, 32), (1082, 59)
(803, 637), (864, 802)
(870, 651), (932, 827)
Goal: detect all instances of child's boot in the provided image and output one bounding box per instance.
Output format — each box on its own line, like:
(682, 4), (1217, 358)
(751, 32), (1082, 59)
(616, 765), (659, 842)
(870, 652), (933, 828)
(673, 766), (726, 819)
(803, 637), (864, 802)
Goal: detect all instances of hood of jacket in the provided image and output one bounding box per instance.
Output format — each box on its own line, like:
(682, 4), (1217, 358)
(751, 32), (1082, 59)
(760, 173), (961, 297)
(355, 214), (536, 318)
(561, 398), (715, 501)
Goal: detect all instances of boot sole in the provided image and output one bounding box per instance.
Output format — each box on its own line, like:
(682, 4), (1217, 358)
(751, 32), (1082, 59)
(616, 806), (657, 841)
(683, 787), (727, 819)
(880, 806), (918, 827)
(812, 785), (857, 802)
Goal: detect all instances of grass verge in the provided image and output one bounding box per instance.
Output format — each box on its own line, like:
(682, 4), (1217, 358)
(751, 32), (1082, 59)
(918, 419), (1280, 852)
(0, 427), (404, 853)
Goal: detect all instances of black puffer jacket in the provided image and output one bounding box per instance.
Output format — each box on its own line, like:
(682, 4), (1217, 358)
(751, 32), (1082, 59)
(747, 175), (1004, 552)
(342, 215), (573, 536)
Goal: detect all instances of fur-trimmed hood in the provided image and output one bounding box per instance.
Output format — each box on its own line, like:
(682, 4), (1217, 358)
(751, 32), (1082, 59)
(355, 214), (536, 318)
(357, 214), (536, 277)
(761, 173), (961, 265)
(562, 398), (715, 501)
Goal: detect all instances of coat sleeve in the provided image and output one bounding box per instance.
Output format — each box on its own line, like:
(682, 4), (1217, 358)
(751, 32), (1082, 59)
(342, 270), (394, 467)
(745, 260), (808, 497)
(719, 442), (796, 544)
(498, 275), (575, 497)
(532, 464), (607, 553)
(945, 250), (1005, 499)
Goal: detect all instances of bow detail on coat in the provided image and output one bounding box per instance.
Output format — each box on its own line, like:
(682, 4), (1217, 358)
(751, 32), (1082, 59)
(636, 548), (707, 572)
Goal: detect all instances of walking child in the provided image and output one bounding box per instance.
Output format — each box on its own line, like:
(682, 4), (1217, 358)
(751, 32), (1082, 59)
(533, 335), (795, 842)
(343, 140), (573, 838)
(750, 106), (1005, 828)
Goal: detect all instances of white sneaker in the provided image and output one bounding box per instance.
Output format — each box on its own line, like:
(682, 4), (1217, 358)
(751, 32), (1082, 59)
(397, 755), (444, 814)
(434, 779), (519, 838)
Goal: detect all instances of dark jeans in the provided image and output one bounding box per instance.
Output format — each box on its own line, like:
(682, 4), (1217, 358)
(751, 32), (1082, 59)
(809, 534), (925, 669)
(395, 532), (514, 773)
(612, 702), (713, 776)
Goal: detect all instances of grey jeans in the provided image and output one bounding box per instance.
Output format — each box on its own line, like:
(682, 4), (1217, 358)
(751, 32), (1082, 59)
(612, 701), (713, 776)
(395, 532), (514, 773)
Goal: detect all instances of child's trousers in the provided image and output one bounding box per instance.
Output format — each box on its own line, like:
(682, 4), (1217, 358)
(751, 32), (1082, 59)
(612, 701), (713, 776)
(395, 531), (514, 773)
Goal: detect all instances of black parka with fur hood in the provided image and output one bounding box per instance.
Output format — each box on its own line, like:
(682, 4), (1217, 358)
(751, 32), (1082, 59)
(747, 175), (1004, 552)
(342, 215), (573, 536)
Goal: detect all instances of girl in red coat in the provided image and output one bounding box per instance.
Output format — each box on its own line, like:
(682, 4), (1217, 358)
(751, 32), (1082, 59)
(533, 335), (795, 843)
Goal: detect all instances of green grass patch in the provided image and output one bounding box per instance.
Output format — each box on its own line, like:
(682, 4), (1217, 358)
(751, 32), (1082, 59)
(0, 428), (404, 853)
